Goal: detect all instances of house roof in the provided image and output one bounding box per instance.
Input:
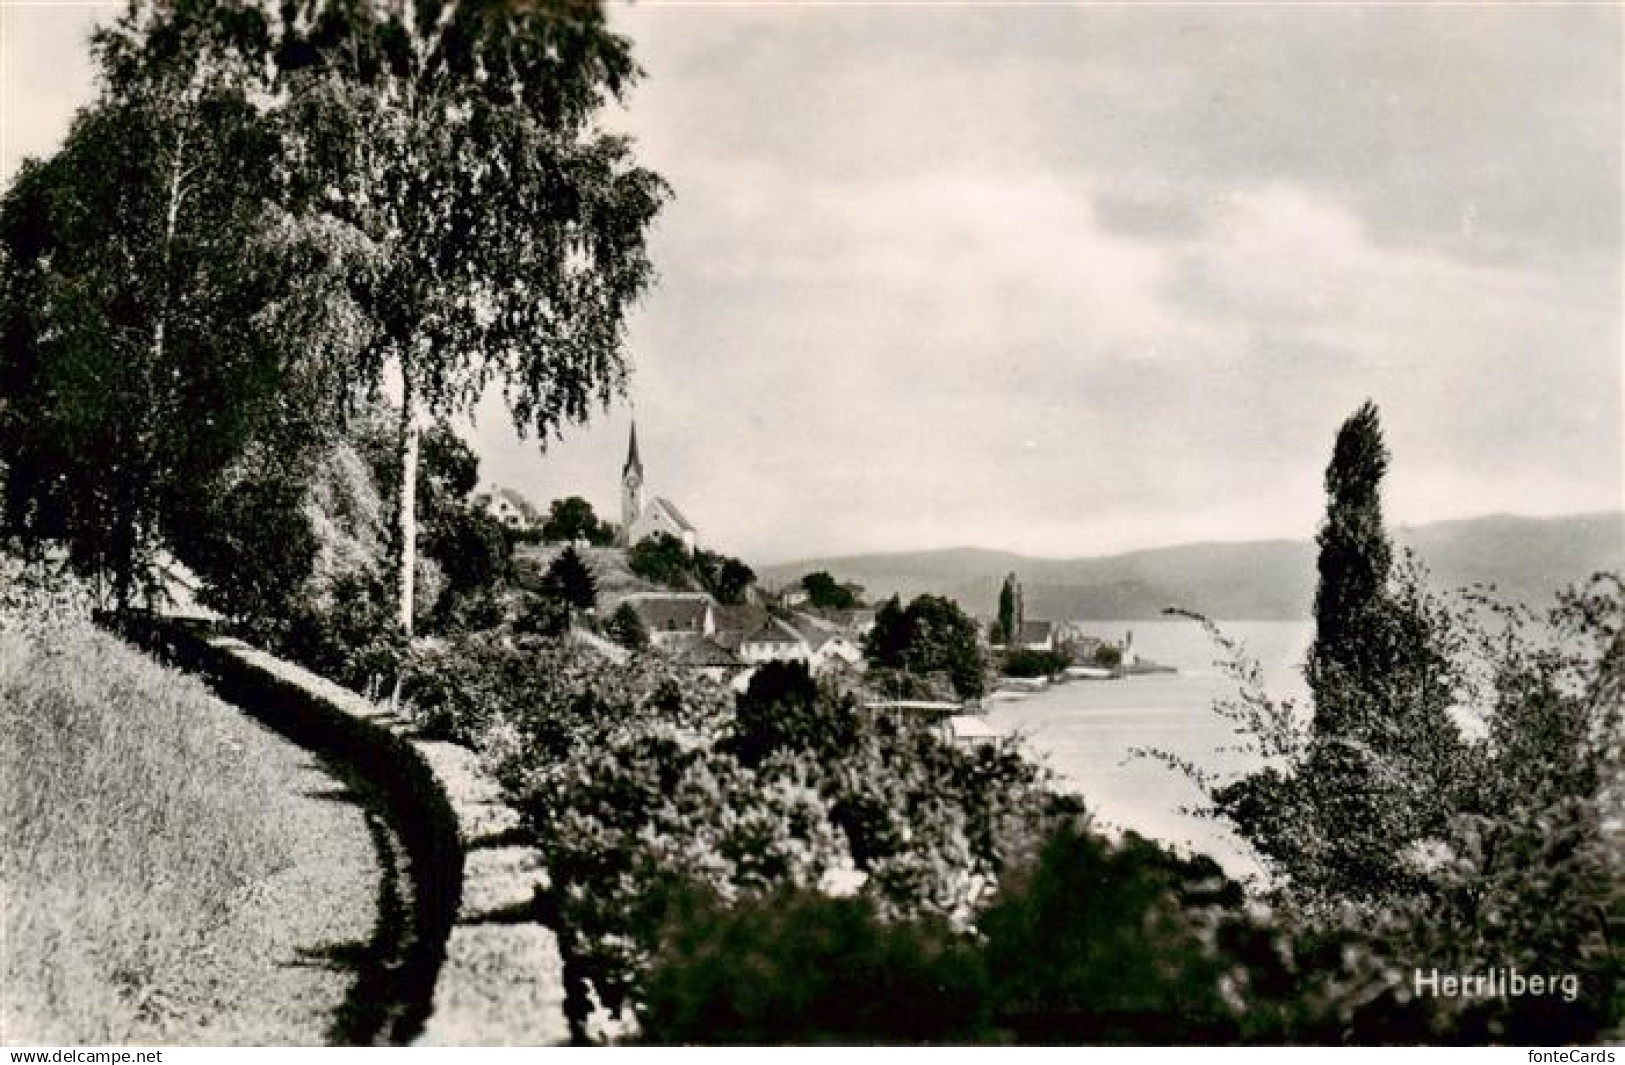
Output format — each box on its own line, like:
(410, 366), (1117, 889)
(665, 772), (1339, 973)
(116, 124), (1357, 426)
(651, 496), (696, 533)
(948, 715), (1001, 742)
(1017, 620), (1055, 643)
(787, 615), (849, 651)
(713, 604), (770, 634)
(742, 618), (805, 646)
(667, 634), (740, 667)
(628, 595), (713, 631)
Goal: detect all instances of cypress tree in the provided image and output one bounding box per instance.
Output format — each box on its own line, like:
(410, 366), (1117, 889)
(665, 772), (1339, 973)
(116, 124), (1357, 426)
(1306, 400), (1393, 740)
(996, 574), (1018, 645)
(1216, 402), (1465, 902)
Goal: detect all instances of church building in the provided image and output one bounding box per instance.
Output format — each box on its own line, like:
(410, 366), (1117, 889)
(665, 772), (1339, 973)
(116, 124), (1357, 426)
(618, 423), (699, 551)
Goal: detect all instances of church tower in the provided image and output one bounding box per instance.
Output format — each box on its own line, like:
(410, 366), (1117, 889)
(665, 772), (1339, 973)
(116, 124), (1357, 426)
(619, 422), (644, 547)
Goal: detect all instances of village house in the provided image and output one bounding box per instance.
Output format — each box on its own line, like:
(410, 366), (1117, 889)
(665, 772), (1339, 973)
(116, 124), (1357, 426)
(475, 486), (540, 532)
(623, 593), (715, 650)
(737, 617), (811, 665)
(788, 616), (864, 674)
(665, 633), (742, 683)
(1014, 619), (1057, 653)
(834, 607), (877, 639)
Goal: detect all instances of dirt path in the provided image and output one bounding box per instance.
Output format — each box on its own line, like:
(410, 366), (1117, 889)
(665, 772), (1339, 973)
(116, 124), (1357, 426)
(128, 736), (383, 1045)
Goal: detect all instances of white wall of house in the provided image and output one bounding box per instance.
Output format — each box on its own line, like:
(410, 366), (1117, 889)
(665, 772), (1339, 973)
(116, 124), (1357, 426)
(738, 638), (810, 664)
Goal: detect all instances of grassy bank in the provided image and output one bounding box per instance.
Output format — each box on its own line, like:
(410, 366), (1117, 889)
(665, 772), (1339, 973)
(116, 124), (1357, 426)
(0, 615), (374, 1043)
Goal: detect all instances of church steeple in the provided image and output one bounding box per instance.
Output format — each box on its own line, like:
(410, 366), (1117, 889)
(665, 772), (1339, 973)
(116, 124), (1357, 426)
(623, 421), (644, 480)
(619, 421), (644, 547)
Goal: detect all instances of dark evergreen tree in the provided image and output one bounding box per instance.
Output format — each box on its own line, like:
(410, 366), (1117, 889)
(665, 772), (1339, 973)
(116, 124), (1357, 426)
(542, 546), (598, 612)
(606, 601), (650, 650)
(995, 573), (1018, 645)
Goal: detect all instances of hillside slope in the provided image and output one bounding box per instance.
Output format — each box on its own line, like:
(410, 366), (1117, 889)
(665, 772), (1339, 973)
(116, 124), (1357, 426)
(760, 512), (1622, 620)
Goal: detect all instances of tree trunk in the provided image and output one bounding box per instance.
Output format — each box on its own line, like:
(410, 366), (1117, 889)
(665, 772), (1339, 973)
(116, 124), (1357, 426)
(396, 372), (420, 635)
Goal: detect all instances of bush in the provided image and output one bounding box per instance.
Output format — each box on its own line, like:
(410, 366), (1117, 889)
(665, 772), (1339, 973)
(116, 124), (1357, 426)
(1151, 573), (1625, 1042)
(627, 533), (694, 588)
(416, 621), (1061, 1035)
(728, 660), (855, 769)
(640, 887), (990, 1044)
(979, 821), (1242, 1043)
(1002, 648), (1069, 678)
(275, 570), (406, 698)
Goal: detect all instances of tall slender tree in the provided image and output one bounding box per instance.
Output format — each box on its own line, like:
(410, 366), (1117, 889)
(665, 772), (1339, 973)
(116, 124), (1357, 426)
(1305, 400), (1394, 740)
(1214, 401), (1467, 901)
(995, 573), (1018, 645)
(276, 0), (667, 632)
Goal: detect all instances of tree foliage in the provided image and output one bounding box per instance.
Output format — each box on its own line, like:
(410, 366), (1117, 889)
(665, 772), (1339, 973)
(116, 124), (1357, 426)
(628, 532), (754, 605)
(1206, 403), (1467, 902)
(693, 549), (755, 606)
(606, 600), (649, 650)
(275, 0), (668, 630)
(641, 887), (990, 1045)
(800, 570), (858, 611)
(864, 594), (987, 698)
(541, 545), (597, 612)
(0, 0), (349, 605)
(628, 532), (693, 587)
(994, 573), (1018, 645)
(542, 495), (614, 546)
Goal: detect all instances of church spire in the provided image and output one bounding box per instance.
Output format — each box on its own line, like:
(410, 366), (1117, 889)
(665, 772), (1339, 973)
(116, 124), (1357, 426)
(623, 421), (643, 479)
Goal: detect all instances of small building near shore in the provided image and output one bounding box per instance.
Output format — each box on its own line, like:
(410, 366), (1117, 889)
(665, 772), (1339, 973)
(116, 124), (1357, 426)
(1015, 619), (1057, 652)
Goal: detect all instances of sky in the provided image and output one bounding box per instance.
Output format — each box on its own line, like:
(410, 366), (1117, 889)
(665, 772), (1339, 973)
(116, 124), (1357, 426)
(3, 1), (1621, 565)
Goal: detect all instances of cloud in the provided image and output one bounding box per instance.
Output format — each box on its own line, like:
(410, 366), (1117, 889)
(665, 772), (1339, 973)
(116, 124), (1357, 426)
(473, 155), (1616, 562)
(4, 2), (1616, 563)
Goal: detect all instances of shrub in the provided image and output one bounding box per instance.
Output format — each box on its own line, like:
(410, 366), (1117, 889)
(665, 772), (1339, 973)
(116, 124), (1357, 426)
(1002, 648), (1069, 678)
(275, 570), (406, 698)
(1149, 572), (1625, 1042)
(728, 660), (855, 769)
(640, 887), (990, 1045)
(979, 821), (1242, 1043)
(426, 622), (1060, 1035)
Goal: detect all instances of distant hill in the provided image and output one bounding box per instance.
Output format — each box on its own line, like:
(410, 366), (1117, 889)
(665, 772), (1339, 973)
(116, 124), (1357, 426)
(759, 512), (1623, 620)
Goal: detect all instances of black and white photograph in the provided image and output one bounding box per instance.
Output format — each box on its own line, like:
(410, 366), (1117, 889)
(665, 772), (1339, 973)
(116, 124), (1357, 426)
(0, 0), (1621, 1048)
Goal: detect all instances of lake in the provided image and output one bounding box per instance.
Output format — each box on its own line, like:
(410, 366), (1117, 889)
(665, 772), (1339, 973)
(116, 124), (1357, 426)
(985, 619), (1314, 878)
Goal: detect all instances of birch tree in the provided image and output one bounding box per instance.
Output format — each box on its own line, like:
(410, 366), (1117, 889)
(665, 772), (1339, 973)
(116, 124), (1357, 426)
(278, 0), (667, 632)
(1, 2), (288, 603)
